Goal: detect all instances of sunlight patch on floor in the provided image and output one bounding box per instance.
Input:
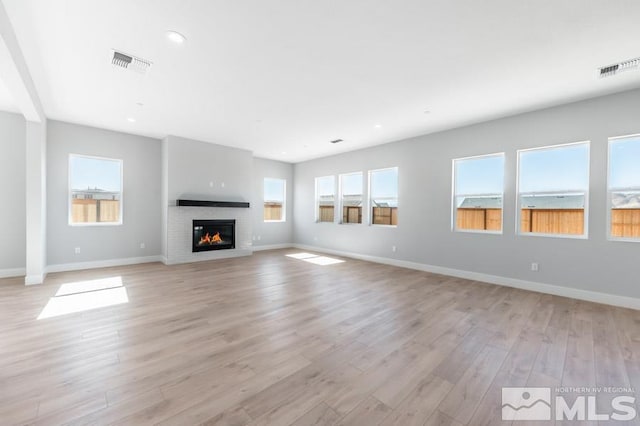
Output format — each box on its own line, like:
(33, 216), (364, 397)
(38, 276), (128, 319)
(285, 252), (345, 266)
(55, 276), (123, 296)
(285, 252), (318, 260)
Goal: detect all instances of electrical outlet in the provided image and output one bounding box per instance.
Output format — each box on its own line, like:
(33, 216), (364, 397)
(257, 235), (261, 241)
(74, 247), (81, 255)
(209, 181), (214, 187)
(140, 242), (146, 249)
(221, 182), (225, 188)
(531, 262), (539, 272)
(392, 245), (397, 252)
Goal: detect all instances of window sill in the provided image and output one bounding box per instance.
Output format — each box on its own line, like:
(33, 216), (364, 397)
(454, 228), (502, 235)
(369, 224), (398, 228)
(608, 236), (640, 243)
(518, 231), (588, 240)
(69, 222), (123, 227)
(264, 220), (286, 223)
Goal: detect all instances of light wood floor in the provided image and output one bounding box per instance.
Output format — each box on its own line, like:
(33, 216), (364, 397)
(1, 249), (639, 425)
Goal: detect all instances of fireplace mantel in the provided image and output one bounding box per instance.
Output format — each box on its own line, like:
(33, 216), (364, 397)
(176, 200), (250, 208)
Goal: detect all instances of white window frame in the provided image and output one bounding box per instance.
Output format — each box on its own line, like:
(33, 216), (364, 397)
(315, 175), (336, 223)
(68, 154), (123, 227)
(607, 133), (640, 243)
(339, 171), (364, 225)
(516, 141), (590, 239)
(451, 153), (505, 235)
(263, 177), (286, 223)
(368, 167), (399, 227)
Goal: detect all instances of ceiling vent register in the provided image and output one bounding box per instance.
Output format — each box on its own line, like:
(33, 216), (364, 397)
(599, 57), (639, 78)
(111, 50), (152, 74)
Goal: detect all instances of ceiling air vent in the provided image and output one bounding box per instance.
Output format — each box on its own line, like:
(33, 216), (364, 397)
(111, 50), (152, 74)
(330, 139), (343, 144)
(599, 57), (640, 78)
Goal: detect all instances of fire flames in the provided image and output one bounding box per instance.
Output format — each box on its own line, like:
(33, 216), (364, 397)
(199, 232), (223, 245)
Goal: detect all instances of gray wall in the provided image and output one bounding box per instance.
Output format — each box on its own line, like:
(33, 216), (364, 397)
(0, 111), (26, 271)
(47, 121), (162, 265)
(252, 157), (294, 247)
(293, 89), (640, 299)
(165, 135), (253, 203)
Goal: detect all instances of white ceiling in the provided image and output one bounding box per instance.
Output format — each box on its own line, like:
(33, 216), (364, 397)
(4, 0), (640, 162)
(0, 75), (18, 113)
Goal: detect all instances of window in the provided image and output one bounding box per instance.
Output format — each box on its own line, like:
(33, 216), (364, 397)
(369, 167), (398, 226)
(69, 154), (123, 225)
(339, 172), (363, 224)
(315, 176), (335, 222)
(517, 142), (590, 237)
(264, 178), (286, 222)
(453, 154), (504, 232)
(608, 135), (640, 240)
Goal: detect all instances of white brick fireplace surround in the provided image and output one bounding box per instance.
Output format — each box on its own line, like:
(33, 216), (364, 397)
(165, 205), (252, 265)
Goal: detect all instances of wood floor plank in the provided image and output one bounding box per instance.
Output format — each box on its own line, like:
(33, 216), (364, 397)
(0, 249), (637, 425)
(377, 374), (453, 426)
(336, 395), (392, 426)
(437, 344), (509, 424)
(290, 402), (340, 426)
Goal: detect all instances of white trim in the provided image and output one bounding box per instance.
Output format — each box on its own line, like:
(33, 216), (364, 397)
(315, 175), (336, 223)
(607, 135), (640, 242)
(164, 249), (252, 265)
(263, 177), (286, 222)
(516, 141), (591, 238)
(46, 255), (163, 274)
(292, 244), (640, 311)
(452, 153), (505, 233)
(69, 154), (124, 226)
(252, 243), (294, 252)
(339, 171), (365, 224)
(0, 267), (26, 279)
(25, 273), (45, 285)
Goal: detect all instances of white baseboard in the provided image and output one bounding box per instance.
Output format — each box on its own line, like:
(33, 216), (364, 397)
(25, 273), (45, 285)
(293, 244), (640, 311)
(252, 243), (294, 252)
(46, 255), (164, 274)
(0, 267), (26, 279)
(163, 249), (253, 266)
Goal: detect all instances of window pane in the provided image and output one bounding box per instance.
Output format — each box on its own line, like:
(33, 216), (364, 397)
(340, 172), (362, 224)
(609, 136), (640, 239)
(316, 176), (335, 222)
(519, 143), (589, 193)
(264, 178), (286, 221)
(455, 155), (504, 196)
(370, 168), (398, 225)
(518, 142), (589, 236)
(70, 155), (122, 225)
(453, 154), (504, 232)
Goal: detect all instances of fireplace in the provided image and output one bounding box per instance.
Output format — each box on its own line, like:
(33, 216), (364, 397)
(192, 219), (235, 252)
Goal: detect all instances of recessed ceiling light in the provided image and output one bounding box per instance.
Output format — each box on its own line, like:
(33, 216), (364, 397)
(136, 102), (144, 107)
(423, 110), (431, 114)
(374, 124), (382, 129)
(166, 30), (187, 44)
(127, 117), (136, 123)
(281, 151), (287, 155)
